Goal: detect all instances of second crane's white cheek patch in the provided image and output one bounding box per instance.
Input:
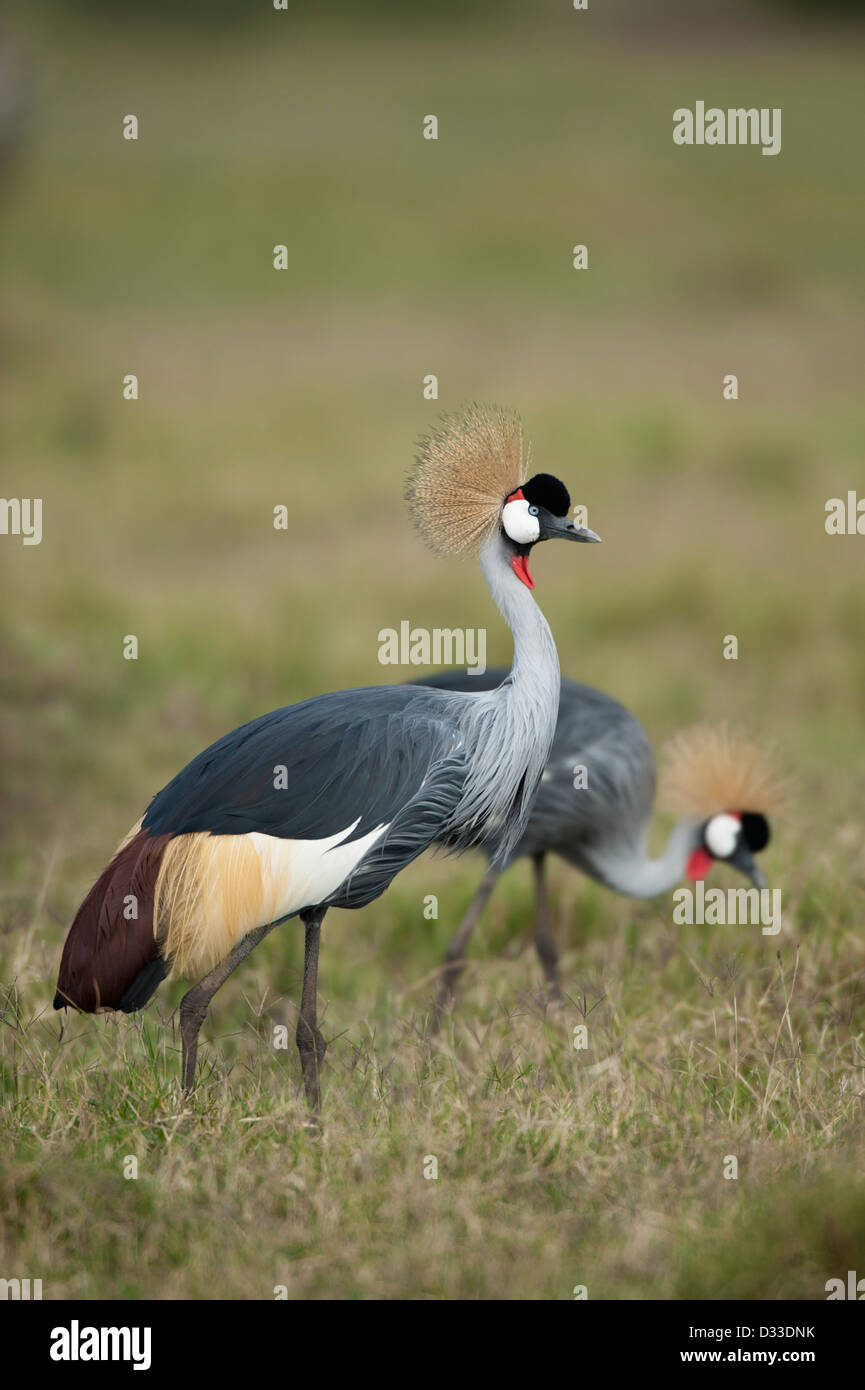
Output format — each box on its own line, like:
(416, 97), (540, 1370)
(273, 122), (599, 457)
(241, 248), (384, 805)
(501, 499), (540, 545)
(704, 813), (740, 859)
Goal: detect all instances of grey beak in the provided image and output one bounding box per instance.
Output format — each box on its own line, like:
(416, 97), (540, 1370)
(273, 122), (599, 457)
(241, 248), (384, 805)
(729, 842), (767, 890)
(543, 514), (602, 544)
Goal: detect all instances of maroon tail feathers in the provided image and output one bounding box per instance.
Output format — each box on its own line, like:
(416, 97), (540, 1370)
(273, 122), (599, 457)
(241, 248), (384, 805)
(54, 830), (172, 1013)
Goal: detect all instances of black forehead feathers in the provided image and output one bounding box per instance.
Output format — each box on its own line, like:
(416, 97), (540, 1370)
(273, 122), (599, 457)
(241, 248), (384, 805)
(741, 812), (770, 853)
(522, 473), (571, 517)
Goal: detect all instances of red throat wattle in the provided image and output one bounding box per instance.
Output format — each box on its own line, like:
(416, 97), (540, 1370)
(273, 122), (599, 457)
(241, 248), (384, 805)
(511, 553), (534, 589)
(686, 847), (714, 881)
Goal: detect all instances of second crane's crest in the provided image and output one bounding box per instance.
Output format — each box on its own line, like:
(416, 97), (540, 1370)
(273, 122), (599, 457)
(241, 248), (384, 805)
(659, 724), (792, 820)
(406, 404), (527, 556)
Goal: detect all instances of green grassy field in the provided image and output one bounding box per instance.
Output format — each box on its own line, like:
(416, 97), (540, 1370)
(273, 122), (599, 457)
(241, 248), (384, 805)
(1, 7), (865, 1299)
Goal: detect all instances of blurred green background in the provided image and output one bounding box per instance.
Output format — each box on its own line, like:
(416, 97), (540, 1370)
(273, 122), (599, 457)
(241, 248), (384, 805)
(1, 0), (864, 1301)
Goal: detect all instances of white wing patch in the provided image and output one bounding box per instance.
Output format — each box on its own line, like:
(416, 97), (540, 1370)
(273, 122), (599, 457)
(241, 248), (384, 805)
(249, 819), (390, 924)
(157, 820), (390, 979)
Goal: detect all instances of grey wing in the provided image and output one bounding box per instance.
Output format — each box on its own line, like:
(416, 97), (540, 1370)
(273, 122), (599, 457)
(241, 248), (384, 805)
(142, 685), (472, 910)
(325, 725), (470, 909)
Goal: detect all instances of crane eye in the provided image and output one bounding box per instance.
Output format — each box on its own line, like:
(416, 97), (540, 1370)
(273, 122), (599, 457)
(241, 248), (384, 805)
(528, 505), (539, 516)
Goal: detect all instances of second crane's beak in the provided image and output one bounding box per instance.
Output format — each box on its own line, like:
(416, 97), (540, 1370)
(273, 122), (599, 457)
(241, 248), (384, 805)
(538, 511), (602, 544)
(729, 841), (767, 890)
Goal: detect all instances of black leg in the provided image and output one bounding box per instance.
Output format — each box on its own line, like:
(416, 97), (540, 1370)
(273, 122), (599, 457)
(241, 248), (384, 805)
(296, 906), (327, 1113)
(431, 866), (500, 1032)
(179, 919), (278, 1094)
(531, 853), (562, 1000)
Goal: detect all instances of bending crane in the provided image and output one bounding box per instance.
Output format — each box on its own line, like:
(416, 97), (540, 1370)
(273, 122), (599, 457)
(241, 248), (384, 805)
(417, 668), (779, 1025)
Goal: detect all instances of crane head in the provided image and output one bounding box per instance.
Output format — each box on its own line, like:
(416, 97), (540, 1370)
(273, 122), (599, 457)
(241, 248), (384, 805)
(660, 723), (791, 889)
(501, 473), (601, 589)
(406, 405), (600, 568)
(687, 811), (771, 888)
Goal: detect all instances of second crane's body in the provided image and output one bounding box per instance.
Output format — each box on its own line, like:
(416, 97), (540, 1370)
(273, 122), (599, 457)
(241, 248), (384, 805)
(419, 667), (777, 1022)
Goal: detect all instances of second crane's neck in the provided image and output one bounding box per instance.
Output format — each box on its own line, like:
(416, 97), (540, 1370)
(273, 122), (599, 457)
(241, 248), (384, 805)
(586, 816), (702, 898)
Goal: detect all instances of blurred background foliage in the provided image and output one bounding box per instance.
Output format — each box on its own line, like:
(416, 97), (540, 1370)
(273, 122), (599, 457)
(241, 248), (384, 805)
(1, 0), (863, 859)
(26, 0), (865, 23)
(0, 0), (864, 1300)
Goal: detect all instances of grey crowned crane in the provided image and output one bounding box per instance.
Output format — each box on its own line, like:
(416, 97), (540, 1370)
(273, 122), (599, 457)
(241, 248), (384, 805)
(415, 668), (784, 1026)
(53, 406), (600, 1107)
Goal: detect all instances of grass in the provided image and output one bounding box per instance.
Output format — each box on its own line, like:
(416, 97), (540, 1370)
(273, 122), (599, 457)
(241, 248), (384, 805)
(1, 5), (865, 1299)
(4, 904), (865, 1299)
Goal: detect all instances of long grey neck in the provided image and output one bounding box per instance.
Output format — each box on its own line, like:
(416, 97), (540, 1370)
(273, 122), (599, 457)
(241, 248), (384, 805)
(479, 531), (561, 709)
(448, 533), (560, 864)
(586, 816), (701, 898)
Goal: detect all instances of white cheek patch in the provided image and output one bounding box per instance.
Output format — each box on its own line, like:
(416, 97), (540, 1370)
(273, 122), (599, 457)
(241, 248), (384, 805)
(705, 812), (740, 859)
(502, 498), (540, 545)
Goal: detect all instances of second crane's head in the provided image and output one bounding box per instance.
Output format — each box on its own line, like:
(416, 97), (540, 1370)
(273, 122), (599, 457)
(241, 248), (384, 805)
(661, 726), (790, 891)
(691, 810), (771, 890)
(406, 404), (600, 586)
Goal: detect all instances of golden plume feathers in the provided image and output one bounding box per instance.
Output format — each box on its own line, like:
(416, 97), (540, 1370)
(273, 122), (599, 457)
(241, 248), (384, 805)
(406, 404), (527, 556)
(659, 724), (793, 820)
(154, 833), (278, 978)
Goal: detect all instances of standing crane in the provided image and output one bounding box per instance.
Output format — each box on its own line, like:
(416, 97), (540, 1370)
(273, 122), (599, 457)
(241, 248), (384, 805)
(53, 407), (601, 1107)
(416, 668), (781, 1027)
